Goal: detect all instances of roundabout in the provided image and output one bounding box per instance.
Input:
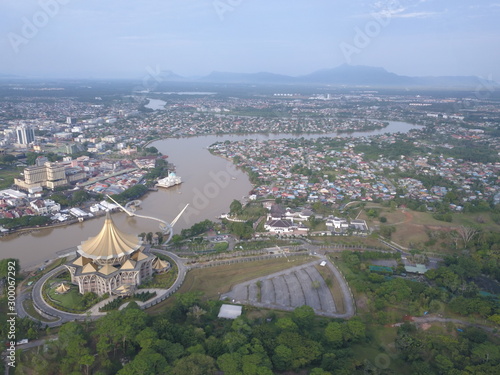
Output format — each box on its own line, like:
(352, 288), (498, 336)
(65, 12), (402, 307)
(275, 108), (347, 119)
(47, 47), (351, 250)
(16, 199), (356, 327)
(16, 200), (190, 327)
(17, 250), (188, 327)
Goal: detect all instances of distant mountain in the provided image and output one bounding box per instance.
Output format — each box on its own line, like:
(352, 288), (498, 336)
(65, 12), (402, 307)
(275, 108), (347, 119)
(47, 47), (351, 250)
(200, 71), (293, 84)
(1, 68), (498, 88)
(0, 73), (23, 78)
(297, 64), (414, 86)
(158, 70), (188, 82)
(190, 65), (499, 89)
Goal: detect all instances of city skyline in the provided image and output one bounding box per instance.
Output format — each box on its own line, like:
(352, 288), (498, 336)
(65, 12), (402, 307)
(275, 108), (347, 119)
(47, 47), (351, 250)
(1, 0), (500, 81)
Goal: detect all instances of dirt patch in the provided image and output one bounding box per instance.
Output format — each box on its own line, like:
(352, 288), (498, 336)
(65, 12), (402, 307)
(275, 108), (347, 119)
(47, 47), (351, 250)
(356, 295), (368, 311)
(420, 323), (432, 331)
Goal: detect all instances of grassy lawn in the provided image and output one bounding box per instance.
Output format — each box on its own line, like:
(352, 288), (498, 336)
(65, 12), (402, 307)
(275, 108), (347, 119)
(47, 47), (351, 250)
(0, 166), (22, 190)
(234, 239), (302, 251)
(351, 325), (410, 375)
(180, 256), (314, 299)
(23, 257), (68, 286)
(359, 205), (500, 254)
(140, 254), (178, 289)
(140, 268), (178, 289)
(391, 223), (431, 249)
(47, 282), (87, 311)
(310, 235), (390, 249)
(22, 298), (58, 322)
(314, 264), (346, 314)
(147, 256), (314, 314)
(330, 255), (371, 313)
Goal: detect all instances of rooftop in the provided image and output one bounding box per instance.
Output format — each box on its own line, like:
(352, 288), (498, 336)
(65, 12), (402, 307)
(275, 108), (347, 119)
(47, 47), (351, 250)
(218, 304), (242, 319)
(77, 211), (142, 261)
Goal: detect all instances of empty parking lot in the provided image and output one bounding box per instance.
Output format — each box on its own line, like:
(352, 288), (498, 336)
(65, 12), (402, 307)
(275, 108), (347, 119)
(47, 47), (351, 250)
(221, 259), (351, 317)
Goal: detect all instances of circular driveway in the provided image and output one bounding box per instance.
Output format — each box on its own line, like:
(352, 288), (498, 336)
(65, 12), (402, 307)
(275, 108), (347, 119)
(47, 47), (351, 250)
(17, 250), (187, 327)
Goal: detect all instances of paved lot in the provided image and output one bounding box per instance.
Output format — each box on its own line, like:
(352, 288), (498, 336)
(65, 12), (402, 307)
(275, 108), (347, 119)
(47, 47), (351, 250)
(222, 259), (345, 317)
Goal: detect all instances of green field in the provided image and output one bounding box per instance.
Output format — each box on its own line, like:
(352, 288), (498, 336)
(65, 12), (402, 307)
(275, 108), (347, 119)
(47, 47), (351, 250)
(234, 239), (302, 251)
(0, 166), (22, 190)
(310, 235), (390, 250)
(358, 204), (500, 254)
(22, 298), (58, 322)
(147, 256), (313, 314)
(315, 263), (346, 314)
(180, 256), (313, 299)
(46, 280), (87, 312)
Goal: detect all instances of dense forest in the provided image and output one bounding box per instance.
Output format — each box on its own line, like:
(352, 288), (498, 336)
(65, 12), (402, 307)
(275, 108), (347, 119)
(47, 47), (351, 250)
(5, 247), (499, 375)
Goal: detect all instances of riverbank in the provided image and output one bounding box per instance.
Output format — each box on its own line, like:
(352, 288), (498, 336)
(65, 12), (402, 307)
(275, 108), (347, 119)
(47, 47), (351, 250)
(143, 124), (393, 148)
(2, 121), (420, 267)
(0, 208), (119, 239)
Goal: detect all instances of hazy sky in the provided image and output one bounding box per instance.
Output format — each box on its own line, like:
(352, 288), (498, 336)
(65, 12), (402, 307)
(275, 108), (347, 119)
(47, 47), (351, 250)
(1, 0), (499, 80)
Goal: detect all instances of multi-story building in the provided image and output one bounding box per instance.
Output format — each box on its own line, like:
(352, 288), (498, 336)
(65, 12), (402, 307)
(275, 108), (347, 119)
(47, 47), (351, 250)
(16, 125), (36, 145)
(14, 161), (86, 192)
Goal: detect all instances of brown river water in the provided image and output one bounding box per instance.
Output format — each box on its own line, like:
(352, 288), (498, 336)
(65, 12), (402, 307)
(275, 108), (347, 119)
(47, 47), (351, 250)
(0, 122), (418, 268)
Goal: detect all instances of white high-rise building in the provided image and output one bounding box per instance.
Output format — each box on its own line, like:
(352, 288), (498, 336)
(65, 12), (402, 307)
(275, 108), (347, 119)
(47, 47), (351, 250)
(16, 125), (36, 145)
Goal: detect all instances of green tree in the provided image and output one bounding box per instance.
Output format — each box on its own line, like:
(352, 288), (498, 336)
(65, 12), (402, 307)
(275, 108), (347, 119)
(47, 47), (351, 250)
(58, 322), (91, 374)
(434, 354), (454, 372)
(118, 348), (168, 375)
(230, 199), (243, 215)
(325, 322), (343, 347)
(310, 368), (332, 375)
(79, 354), (95, 375)
(228, 221), (254, 240)
(72, 190), (90, 205)
(272, 344), (293, 371)
(172, 353), (216, 375)
(0, 154), (16, 164)
(0, 258), (20, 279)
(276, 332), (323, 370)
(217, 352), (241, 375)
(292, 305), (315, 330)
(275, 317), (298, 332)
(171, 234), (183, 245)
(26, 152), (38, 166)
(344, 319), (366, 343)
(223, 331), (248, 353)
(135, 327), (159, 350)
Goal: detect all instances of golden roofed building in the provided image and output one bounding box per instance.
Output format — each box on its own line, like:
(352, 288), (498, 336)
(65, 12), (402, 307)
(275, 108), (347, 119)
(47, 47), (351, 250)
(55, 283), (70, 294)
(65, 212), (157, 296)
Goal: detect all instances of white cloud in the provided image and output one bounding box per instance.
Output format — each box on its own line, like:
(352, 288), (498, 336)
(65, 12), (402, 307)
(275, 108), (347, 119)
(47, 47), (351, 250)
(389, 11), (440, 18)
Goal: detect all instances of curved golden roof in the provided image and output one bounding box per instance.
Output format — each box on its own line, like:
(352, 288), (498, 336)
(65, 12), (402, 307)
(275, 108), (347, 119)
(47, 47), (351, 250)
(77, 212), (142, 260)
(55, 283), (70, 293)
(153, 258), (169, 270)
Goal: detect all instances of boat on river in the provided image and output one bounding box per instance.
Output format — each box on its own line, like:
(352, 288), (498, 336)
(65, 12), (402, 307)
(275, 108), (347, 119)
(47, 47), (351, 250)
(156, 172), (182, 189)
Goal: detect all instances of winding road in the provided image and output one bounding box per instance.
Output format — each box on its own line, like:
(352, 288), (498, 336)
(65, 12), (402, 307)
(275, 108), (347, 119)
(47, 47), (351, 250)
(16, 250), (188, 327)
(16, 238), (435, 327)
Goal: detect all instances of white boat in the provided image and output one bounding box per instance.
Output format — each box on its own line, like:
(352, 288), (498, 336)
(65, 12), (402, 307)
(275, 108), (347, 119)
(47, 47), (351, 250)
(156, 172), (182, 189)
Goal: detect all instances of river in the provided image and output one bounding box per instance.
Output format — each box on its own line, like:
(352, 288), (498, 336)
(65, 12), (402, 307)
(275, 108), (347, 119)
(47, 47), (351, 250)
(0, 121), (420, 268)
(144, 98), (167, 110)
